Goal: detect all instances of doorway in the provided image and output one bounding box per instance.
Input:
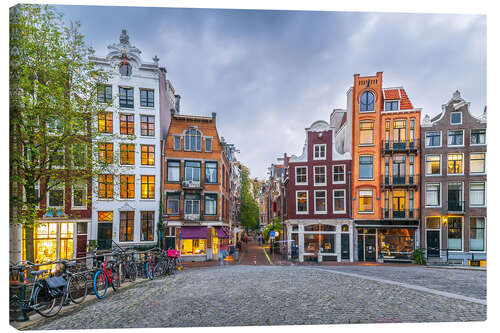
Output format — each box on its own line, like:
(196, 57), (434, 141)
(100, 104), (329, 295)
(426, 230), (440, 257)
(97, 223), (112, 250)
(341, 233), (350, 260)
(357, 230), (377, 262)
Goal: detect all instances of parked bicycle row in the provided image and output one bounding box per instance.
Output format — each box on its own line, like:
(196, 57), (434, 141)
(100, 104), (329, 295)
(9, 248), (182, 321)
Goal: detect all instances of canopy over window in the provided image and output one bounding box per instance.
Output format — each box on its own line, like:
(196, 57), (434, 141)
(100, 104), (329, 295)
(180, 226), (207, 239)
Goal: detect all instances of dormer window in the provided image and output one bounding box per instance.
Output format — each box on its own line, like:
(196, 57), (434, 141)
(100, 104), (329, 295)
(119, 62), (132, 76)
(360, 91), (375, 112)
(450, 112), (462, 125)
(385, 101), (399, 111)
(185, 128), (202, 152)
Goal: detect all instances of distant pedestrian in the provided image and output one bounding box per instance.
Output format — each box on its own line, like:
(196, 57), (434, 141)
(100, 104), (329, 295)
(244, 235), (248, 244)
(258, 236), (262, 246)
(237, 240), (242, 252)
(219, 244), (224, 266)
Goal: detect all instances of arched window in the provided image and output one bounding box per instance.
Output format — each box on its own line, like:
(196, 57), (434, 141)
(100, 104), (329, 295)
(360, 91), (375, 112)
(184, 128), (201, 151)
(119, 63), (132, 76)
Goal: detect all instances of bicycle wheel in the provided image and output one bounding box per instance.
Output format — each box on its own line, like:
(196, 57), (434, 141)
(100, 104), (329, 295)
(33, 285), (63, 318)
(111, 266), (120, 290)
(93, 271), (108, 299)
(153, 262), (163, 278)
(129, 262), (137, 282)
(68, 273), (88, 304)
(146, 261), (154, 280)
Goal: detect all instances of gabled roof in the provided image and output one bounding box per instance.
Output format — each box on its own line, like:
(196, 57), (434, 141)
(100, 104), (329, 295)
(383, 89), (400, 100)
(382, 87), (414, 110)
(399, 89), (414, 110)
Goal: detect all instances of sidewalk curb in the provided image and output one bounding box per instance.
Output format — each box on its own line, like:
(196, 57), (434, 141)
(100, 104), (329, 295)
(425, 265), (486, 271)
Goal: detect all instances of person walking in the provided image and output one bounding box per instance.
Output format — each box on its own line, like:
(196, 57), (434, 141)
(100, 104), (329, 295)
(219, 242), (224, 266)
(258, 235), (262, 246)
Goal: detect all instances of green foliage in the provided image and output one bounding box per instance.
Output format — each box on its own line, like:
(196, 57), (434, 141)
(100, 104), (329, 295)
(262, 218), (282, 241)
(87, 240), (98, 252)
(411, 248), (427, 265)
(240, 165), (259, 230)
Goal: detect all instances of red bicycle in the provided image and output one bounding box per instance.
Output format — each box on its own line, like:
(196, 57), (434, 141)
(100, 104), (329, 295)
(92, 256), (120, 299)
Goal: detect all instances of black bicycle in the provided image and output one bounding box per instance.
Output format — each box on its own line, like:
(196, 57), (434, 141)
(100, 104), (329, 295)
(61, 260), (88, 304)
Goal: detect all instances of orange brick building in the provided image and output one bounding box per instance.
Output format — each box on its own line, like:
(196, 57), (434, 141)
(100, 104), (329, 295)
(352, 72), (421, 262)
(162, 111), (232, 261)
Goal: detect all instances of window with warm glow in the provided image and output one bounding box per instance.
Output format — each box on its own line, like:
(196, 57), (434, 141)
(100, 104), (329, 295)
(98, 211), (113, 221)
(98, 143), (113, 164)
(359, 190), (373, 212)
(141, 175), (155, 199)
(425, 155), (441, 175)
(119, 211), (134, 242)
(141, 145), (155, 165)
(120, 175), (135, 199)
(140, 211), (154, 241)
(141, 115), (155, 136)
(470, 153), (485, 174)
(447, 154), (463, 174)
(120, 144), (135, 165)
(98, 112), (113, 134)
(296, 191), (308, 213)
(98, 174), (113, 199)
(359, 121), (374, 145)
(181, 239), (206, 255)
(120, 114), (134, 135)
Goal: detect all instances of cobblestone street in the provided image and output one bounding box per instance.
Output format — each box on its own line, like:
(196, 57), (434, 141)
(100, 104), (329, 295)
(25, 265), (486, 330)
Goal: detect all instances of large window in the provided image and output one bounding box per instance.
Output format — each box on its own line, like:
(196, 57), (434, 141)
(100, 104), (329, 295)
(393, 120), (406, 143)
(140, 211), (154, 241)
(470, 153), (485, 174)
(48, 183), (64, 208)
(98, 112), (113, 134)
(185, 161), (201, 181)
(120, 144), (135, 165)
(140, 115), (155, 136)
(98, 174), (113, 199)
(296, 191), (308, 214)
(120, 175), (135, 199)
(447, 217), (462, 251)
(98, 143), (113, 164)
(141, 175), (155, 199)
(448, 183), (463, 211)
(426, 131), (441, 147)
(97, 85), (112, 103)
(448, 130), (464, 146)
(185, 128), (202, 151)
(205, 162), (218, 184)
(359, 155), (373, 180)
(314, 166), (326, 185)
(72, 182), (87, 209)
(333, 165), (345, 184)
(471, 129), (486, 145)
(314, 190), (327, 214)
(360, 91), (375, 112)
(119, 211), (134, 242)
(184, 194), (200, 214)
(119, 87), (134, 108)
(167, 160), (180, 182)
(385, 100), (399, 110)
(447, 154), (463, 175)
(470, 217), (485, 251)
(314, 144), (326, 160)
(140, 89), (154, 107)
(359, 121), (374, 145)
(141, 145), (155, 166)
(333, 189), (346, 213)
(296, 166), (307, 185)
(181, 239), (206, 255)
(166, 193), (180, 215)
(425, 155), (441, 175)
(204, 194), (217, 215)
(425, 183), (440, 207)
(470, 182), (485, 207)
(359, 190), (373, 212)
(120, 114), (134, 135)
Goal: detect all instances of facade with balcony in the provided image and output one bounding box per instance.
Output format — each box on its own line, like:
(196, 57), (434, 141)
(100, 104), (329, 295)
(420, 91), (487, 266)
(162, 112), (232, 261)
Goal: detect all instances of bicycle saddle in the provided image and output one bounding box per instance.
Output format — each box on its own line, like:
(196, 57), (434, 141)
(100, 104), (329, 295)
(30, 270), (48, 276)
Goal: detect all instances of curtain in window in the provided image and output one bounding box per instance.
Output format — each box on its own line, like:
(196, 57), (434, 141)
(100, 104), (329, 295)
(470, 183), (485, 206)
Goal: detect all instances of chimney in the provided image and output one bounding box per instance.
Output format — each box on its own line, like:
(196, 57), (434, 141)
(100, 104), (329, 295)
(174, 94), (181, 113)
(212, 112), (216, 124)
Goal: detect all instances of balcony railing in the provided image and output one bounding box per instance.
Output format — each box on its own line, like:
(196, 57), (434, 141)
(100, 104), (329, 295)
(447, 200), (465, 213)
(381, 174), (419, 188)
(181, 179), (202, 189)
(381, 140), (419, 154)
(381, 208), (419, 220)
(184, 213), (201, 221)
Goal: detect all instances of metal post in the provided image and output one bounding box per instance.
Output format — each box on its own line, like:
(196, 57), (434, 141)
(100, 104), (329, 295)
(16, 270), (29, 322)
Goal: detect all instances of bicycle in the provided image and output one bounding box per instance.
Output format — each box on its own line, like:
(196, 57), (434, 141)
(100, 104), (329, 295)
(61, 260), (88, 304)
(92, 255), (120, 299)
(119, 252), (138, 283)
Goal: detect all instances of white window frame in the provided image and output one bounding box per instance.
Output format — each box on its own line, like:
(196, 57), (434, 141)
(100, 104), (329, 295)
(295, 166), (308, 185)
(470, 128), (486, 146)
(205, 137), (213, 152)
(469, 216), (486, 253)
(332, 164), (346, 184)
(447, 153), (464, 176)
(313, 144), (326, 160)
(47, 182), (65, 209)
(469, 152), (486, 175)
(333, 189), (346, 214)
(425, 183), (441, 208)
(72, 182), (87, 210)
(385, 100), (399, 111)
(313, 165), (327, 186)
(425, 130), (442, 148)
(358, 189), (374, 213)
(469, 182), (486, 208)
(447, 216), (464, 253)
(425, 154), (442, 176)
(450, 112), (462, 125)
(314, 190), (327, 214)
(295, 191), (308, 215)
(447, 129), (465, 147)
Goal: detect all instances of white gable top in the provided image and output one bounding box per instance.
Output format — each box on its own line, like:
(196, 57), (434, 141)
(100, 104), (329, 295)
(306, 120), (330, 132)
(107, 29), (143, 67)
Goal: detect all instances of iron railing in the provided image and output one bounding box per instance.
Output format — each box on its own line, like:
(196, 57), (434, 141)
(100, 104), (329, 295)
(381, 174), (419, 188)
(381, 140), (419, 154)
(381, 208), (419, 220)
(447, 200), (465, 213)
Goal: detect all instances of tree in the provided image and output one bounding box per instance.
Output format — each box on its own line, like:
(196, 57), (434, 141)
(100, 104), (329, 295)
(240, 165), (259, 230)
(9, 5), (117, 262)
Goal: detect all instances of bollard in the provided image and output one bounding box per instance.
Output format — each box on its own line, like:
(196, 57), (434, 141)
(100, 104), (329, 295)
(15, 270), (29, 322)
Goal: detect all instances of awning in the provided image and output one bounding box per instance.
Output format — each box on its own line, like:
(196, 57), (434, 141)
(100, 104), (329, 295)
(214, 226), (231, 238)
(180, 226), (207, 239)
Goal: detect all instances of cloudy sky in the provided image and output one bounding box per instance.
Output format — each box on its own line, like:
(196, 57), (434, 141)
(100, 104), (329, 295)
(55, 4), (486, 179)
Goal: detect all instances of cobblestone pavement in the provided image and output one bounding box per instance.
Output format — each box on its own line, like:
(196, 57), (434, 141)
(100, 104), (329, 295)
(311, 265), (486, 300)
(25, 265), (486, 330)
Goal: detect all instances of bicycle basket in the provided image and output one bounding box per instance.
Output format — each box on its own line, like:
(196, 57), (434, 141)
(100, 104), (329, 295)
(167, 250), (179, 258)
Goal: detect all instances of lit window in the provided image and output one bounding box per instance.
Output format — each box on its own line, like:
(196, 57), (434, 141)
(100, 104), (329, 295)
(98, 174), (113, 199)
(296, 191), (308, 213)
(448, 217), (462, 251)
(141, 115), (155, 136)
(314, 191), (327, 213)
(141, 175), (155, 199)
(425, 155), (441, 175)
(140, 89), (154, 107)
(98, 112), (113, 134)
(98, 143), (113, 164)
(314, 144), (326, 160)
(447, 154), (463, 175)
(333, 190), (345, 213)
(140, 211), (154, 241)
(120, 175), (135, 199)
(470, 153), (485, 174)
(119, 211), (134, 242)
(120, 144), (135, 165)
(360, 91), (375, 112)
(120, 114), (134, 135)
(359, 121), (374, 145)
(296, 166), (307, 184)
(314, 166), (326, 185)
(98, 211), (113, 222)
(141, 145), (155, 166)
(181, 239), (206, 255)
(359, 190), (373, 212)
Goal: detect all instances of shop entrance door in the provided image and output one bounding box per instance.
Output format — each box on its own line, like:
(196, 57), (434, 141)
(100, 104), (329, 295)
(97, 223), (112, 250)
(341, 234), (350, 260)
(364, 235), (376, 261)
(426, 230), (440, 257)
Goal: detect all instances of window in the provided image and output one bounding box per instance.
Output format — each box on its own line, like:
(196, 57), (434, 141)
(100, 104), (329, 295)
(314, 144), (326, 160)
(205, 138), (212, 152)
(333, 165), (345, 184)
(98, 211), (113, 222)
(120, 175), (135, 199)
(360, 91), (375, 112)
(447, 154), (463, 175)
(448, 130), (463, 146)
(173, 136), (181, 150)
(141, 145), (155, 166)
(359, 190), (373, 212)
(119, 63), (132, 76)
(470, 153), (485, 174)
(140, 115), (155, 136)
(359, 121), (374, 145)
(185, 128), (202, 151)
(384, 120), (391, 143)
(426, 131), (441, 147)
(72, 182), (87, 208)
(448, 217), (462, 251)
(470, 182), (485, 207)
(184, 194), (200, 214)
(98, 143), (113, 164)
(314, 190), (327, 213)
(167, 160), (180, 182)
(425, 183), (440, 207)
(393, 120), (406, 143)
(450, 112), (462, 125)
(97, 85), (112, 103)
(426, 217), (441, 229)
(166, 193), (180, 215)
(295, 166), (307, 185)
(333, 190), (346, 213)
(98, 112), (113, 134)
(448, 183), (463, 211)
(140, 211), (154, 241)
(296, 191), (308, 214)
(425, 155), (441, 175)
(471, 129), (486, 145)
(205, 194), (217, 215)
(141, 175), (155, 199)
(181, 239), (206, 255)
(205, 162), (218, 184)
(120, 114), (134, 135)
(120, 144), (135, 165)
(184, 161), (201, 181)
(119, 87), (134, 108)
(119, 211), (134, 242)
(314, 166), (326, 185)
(409, 119), (415, 142)
(48, 182), (64, 208)
(140, 89), (154, 107)
(98, 174), (113, 199)
(359, 155), (373, 180)
(385, 100), (399, 111)
(470, 217), (485, 251)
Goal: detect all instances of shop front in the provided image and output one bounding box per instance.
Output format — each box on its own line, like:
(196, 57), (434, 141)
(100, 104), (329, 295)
(356, 225), (417, 262)
(179, 226), (207, 261)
